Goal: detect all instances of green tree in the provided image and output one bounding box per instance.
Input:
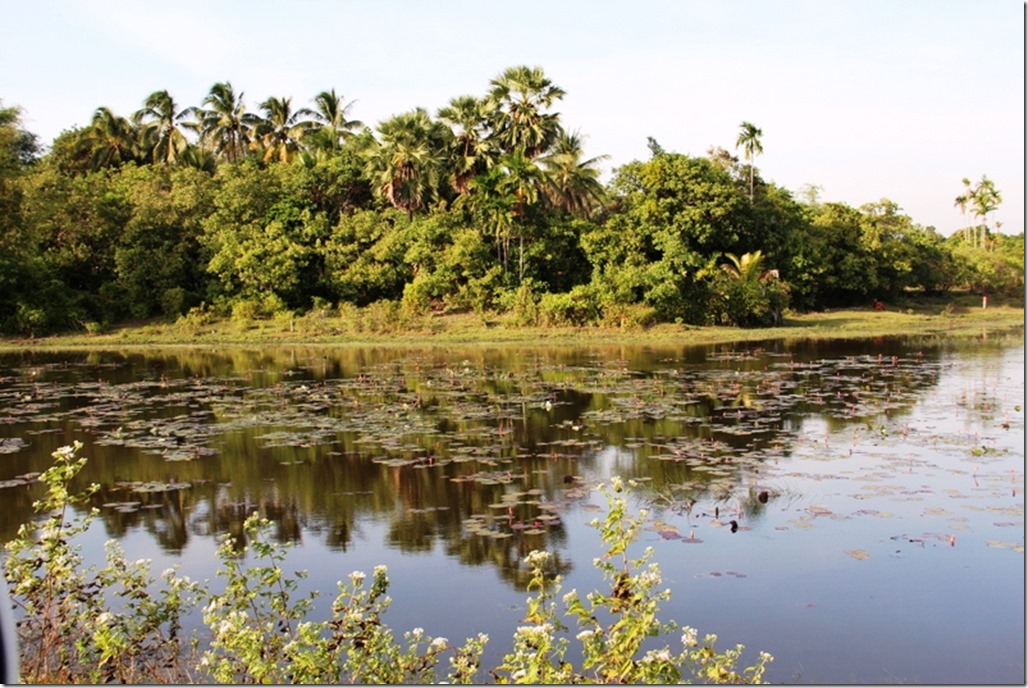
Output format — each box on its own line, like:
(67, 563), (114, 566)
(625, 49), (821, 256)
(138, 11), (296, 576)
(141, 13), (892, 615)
(192, 81), (254, 164)
(307, 88), (363, 152)
(582, 152), (750, 323)
(540, 130), (608, 219)
(712, 250), (789, 326)
(437, 95), (498, 195)
(969, 175), (1001, 250)
(134, 90), (194, 165)
(71, 107), (140, 171)
(953, 177), (974, 245)
(363, 108), (452, 219)
(253, 96), (316, 164)
(487, 65), (565, 159)
(735, 121), (763, 202)
(201, 160), (329, 308)
(111, 165), (215, 318)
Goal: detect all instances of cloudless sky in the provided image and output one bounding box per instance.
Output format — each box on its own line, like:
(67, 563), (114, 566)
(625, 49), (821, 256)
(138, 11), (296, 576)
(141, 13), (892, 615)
(2, 0), (1023, 235)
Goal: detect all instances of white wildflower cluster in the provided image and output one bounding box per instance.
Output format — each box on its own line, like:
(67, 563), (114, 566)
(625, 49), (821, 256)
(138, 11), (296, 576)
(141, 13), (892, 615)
(349, 570), (366, 584)
(638, 569), (662, 587)
(681, 626), (698, 648)
(575, 628), (601, 642)
(516, 622), (554, 642)
(524, 550), (550, 568)
(373, 564), (388, 577)
(641, 647), (673, 664)
(429, 636), (448, 650)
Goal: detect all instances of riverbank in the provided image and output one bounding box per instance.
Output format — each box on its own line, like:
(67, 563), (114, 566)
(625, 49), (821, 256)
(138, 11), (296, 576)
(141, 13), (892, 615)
(1, 299), (1023, 350)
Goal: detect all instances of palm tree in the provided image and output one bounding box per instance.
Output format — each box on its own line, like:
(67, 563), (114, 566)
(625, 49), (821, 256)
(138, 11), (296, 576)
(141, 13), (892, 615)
(540, 130), (608, 218)
(438, 95), (498, 195)
(722, 250), (777, 283)
(487, 65), (565, 159)
(81, 106), (138, 170)
(307, 89), (363, 151)
(134, 90), (193, 165)
(363, 108), (452, 219)
(954, 178), (973, 245)
(252, 96), (316, 164)
(192, 81), (254, 164)
(970, 176), (1002, 250)
(735, 121), (764, 202)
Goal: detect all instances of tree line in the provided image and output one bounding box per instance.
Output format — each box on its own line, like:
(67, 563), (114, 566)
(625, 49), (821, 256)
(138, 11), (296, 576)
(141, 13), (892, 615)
(0, 65), (1022, 336)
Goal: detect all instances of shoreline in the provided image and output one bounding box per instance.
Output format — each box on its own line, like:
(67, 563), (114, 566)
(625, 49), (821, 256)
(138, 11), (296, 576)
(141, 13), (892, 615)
(1, 304), (1022, 351)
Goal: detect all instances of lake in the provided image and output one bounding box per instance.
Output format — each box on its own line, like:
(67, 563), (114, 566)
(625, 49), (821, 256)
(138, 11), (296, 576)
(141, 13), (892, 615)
(0, 330), (1023, 683)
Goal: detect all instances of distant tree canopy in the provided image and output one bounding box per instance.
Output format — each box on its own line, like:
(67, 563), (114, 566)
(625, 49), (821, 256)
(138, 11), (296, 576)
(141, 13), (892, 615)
(0, 74), (1019, 336)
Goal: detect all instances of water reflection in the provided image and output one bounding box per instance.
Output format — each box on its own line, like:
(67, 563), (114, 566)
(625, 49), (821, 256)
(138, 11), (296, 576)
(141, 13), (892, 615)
(3, 335), (1015, 562)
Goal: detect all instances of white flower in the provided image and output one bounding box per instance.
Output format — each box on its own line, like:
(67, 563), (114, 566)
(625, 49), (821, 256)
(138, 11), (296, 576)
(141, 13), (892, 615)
(430, 637), (448, 650)
(350, 570), (366, 583)
(525, 550), (550, 568)
(374, 564), (388, 577)
(576, 629), (599, 641)
(681, 627), (698, 647)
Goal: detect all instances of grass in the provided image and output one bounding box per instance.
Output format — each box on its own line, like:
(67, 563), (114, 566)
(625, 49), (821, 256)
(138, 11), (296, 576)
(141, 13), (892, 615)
(1, 296), (1023, 351)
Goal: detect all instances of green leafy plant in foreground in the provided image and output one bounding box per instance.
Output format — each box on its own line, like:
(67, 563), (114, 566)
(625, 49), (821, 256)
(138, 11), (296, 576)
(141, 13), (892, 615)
(492, 476), (771, 684)
(4, 444), (770, 683)
(2, 442), (203, 683)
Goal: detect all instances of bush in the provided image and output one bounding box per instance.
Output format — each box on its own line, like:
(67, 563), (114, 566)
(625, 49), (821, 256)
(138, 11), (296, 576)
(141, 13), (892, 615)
(538, 285), (600, 327)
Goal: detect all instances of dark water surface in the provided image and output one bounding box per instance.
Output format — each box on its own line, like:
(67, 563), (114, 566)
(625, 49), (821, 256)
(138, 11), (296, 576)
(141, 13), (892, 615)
(0, 331), (1023, 683)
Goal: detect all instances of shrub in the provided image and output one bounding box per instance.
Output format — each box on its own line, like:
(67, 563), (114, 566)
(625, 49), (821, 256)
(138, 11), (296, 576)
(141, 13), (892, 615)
(3, 443), (202, 684)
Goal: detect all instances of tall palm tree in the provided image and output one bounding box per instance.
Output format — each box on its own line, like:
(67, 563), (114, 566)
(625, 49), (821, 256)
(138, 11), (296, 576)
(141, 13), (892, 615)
(308, 89), (363, 151)
(954, 177), (973, 245)
(82, 106), (138, 170)
(735, 121), (764, 202)
(540, 130), (608, 218)
(134, 90), (193, 165)
(192, 81), (254, 164)
(253, 96), (316, 164)
(487, 65), (565, 159)
(437, 95), (498, 195)
(970, 176), (1002, 250)
(363, 108), (452, 219)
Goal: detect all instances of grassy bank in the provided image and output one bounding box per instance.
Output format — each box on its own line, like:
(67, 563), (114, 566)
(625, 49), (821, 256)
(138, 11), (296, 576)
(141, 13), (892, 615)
(1, 297), (1023, 351)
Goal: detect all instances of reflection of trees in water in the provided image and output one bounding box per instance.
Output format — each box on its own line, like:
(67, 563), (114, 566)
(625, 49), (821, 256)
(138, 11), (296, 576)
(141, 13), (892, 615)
(0, 335), (998, 584)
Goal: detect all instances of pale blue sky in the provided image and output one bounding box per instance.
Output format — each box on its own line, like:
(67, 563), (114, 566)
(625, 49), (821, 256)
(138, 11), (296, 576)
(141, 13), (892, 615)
(2, 0), (1023, 235)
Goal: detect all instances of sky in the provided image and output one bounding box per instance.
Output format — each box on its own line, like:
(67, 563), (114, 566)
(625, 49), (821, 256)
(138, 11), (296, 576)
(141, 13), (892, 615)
(2, 0), (1024, 236)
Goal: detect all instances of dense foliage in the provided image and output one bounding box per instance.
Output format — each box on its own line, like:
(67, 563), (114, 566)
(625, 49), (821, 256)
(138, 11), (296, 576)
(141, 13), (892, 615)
(0, 70), (1021, 336)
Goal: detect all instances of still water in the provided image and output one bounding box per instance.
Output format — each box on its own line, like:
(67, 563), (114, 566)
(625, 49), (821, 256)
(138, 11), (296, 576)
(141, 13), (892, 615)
(0, 331), (1023, 683)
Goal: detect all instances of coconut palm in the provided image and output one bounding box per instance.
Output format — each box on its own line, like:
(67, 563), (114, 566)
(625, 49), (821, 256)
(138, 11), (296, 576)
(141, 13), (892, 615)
(540, 130), (608, 218)
(735, 121), (764, 202)
(437, 95), (498, 195)
(487, 65), (565, 159)
(252, 96), (316, 164)
(192, 81), (254, 164)
(363, 108), (452, 219)
(307, 89), (363, 151)
(134, 90), (193, 165)
(82, 106), (138, 170)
